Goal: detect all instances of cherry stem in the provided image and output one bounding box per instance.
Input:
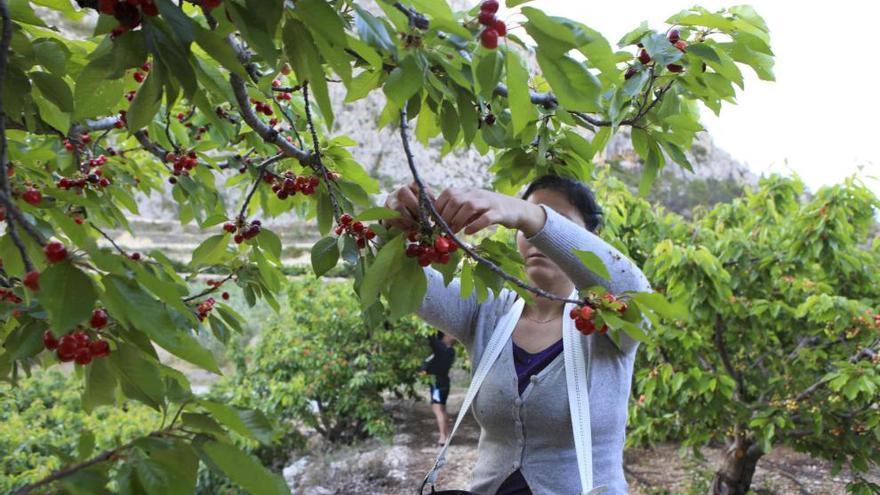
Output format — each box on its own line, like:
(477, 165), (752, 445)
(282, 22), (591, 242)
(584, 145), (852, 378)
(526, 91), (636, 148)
(237, 153), (286, 223)
(398, 108), (580, 305)
(92, 224), (128, 257)
(182, 272), (235, 303)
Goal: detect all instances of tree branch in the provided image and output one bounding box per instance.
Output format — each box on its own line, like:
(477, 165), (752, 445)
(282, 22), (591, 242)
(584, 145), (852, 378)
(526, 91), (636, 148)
(398, 108), (580, 305)
(714, 314), (745, 400)
(182, 272), (235, 303)
(302, 83), (341, 221)
(0, 0), (35, 272)
(237, 153), (286, 222)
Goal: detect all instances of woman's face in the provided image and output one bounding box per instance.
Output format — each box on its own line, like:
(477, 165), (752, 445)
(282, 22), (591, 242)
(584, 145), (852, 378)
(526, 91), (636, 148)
(516, 188), (587, 287)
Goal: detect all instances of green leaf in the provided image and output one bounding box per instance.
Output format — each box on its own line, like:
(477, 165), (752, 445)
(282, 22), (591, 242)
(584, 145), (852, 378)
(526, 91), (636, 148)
(460, 261), (474, 299)
(345, 69), (381, 103)
(193, 26), (247, 77)
(82, 358), (117, 412)
(311, 236), (340, 277)
(505, 49), (537, 136)
(29, 71), (73, 112)
(77, 430), (95, 460)
(200, 400), (275, 444)
(630, 291), (686, 319)
(196, 440), (289, 495)
(573, 249), (610, 281)
(38, 261), (98, 333)
(136, 441), (199, 495)
(282, 18), (333, 127)
(353, 4), (396, 53)
(360, 235), (405, 307)
(109, 343), (166, 408)
(33, 38), (70, 75)
(226, 1), (278, 67)
(385, 258), (427, 320)
(127, 67), (163, 132)
(641, 32), (683, 67)
(535, 49), (600, 112)
(74, 56), (125, 120)
(356, 207), (400, 222)
(191, 234), (230, 266)
(102, 275), (221, 374)
(473, 49), (503, 99)
(383, 56), (423, 109)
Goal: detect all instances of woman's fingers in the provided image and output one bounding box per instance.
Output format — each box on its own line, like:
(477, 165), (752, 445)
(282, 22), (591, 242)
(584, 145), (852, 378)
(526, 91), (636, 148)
(448, 202), (483, 233)
(463, 210), (500, 235)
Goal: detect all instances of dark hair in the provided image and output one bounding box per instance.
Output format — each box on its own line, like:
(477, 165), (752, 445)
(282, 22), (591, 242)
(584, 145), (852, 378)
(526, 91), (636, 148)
(521, 175), (603, 232)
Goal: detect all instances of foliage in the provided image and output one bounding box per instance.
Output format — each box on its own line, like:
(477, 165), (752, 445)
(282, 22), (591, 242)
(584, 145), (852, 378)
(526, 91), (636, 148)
(214, 278), (432, 443)
(611, 175), (880, 491)
(0, 0), (774, 491)
(0, 369), (159, 493)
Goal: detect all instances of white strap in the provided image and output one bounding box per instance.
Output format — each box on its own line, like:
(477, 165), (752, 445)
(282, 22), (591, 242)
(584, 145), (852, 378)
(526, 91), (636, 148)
(563, 294), (607, 494)
(423, 296), (525, 486)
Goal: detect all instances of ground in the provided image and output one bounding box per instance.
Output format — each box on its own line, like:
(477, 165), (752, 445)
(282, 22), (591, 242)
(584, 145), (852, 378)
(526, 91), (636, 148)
(283, 370), (877, 495)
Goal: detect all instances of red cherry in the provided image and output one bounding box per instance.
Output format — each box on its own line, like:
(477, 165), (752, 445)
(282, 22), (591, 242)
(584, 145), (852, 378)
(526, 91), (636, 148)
(222, 292), (230, 300)
(352, 221), (364, 233)
(493, 19), (507, 36)
(407, 230), (419, 242)
(481, 28), (499, 49)
(667, 29), (680, 43)
(434, 237), (451, 254)
(233, 234), (243, 244)
(480, 0), (499, 13)
(81, 133), (91, 144)
(58, 334), (77, 353)
(72, 330), (90, 347)
(599, 324), (609, 335)
(579, 306), (594, 320)
(74, 347), (92, 365)
(89, 340), (110, 358)
(356, 237), (366, 249)
(98, 0), (116, 14)
(133, 71), (144, 83)
(437, 252), (450, 264)
(624, 67), (638, 80)
(223, 223), (236, 233)
(405, 244), (421, 258)
(334, 225), (344, 235)
(22, 189), (42, 206)
(569, 308), (579, 319)
(478, 11), (495, 26)
(339, 213), (353, 226)
(666, 64), (684, 73)
(364, 229), (376, 240)
(638, 49), (651, 64)
(418, 253), (433, 267)
(202, 0), (221, 9)
(674, 40), (688, 53)
(129, 252), (141, 261)
(141, 62), (151, 72)
(90, 308), (109, 329)
(23, 270), (40, 291)
(44, 241), (68, 263)
(57, 347), (77, 362)
(43, 330), (58, 350)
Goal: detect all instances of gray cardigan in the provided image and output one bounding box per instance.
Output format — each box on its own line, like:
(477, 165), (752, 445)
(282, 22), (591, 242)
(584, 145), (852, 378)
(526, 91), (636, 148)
(418, 204), (652, 495)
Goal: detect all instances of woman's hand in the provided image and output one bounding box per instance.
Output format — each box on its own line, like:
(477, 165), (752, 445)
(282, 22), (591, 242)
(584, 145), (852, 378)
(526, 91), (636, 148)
(383, 183), (546, 237)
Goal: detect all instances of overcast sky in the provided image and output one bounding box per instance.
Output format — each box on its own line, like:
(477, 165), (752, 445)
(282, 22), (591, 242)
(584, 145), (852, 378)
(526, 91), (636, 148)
(512, 0), (879, 195)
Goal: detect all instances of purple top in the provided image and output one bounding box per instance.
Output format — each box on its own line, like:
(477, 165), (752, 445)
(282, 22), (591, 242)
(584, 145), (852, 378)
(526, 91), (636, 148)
(512, 338), (564, 395)
(496, 338), (564, 494)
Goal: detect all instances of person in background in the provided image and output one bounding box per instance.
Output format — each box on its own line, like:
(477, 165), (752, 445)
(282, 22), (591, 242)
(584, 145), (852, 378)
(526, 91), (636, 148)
(420, 331), (457, 445)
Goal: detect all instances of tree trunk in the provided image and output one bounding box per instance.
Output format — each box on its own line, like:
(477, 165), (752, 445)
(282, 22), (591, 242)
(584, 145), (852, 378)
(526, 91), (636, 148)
(709, 437), (763, 495)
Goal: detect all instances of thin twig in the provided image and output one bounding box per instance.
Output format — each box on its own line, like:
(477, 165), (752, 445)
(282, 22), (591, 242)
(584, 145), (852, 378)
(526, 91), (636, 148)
(302, 83), (341, 221)
(91, 224), (127, 256)
(0, 0), (34, 272)
(182, 272), (235, 303)
(237, 153), (286, 222)
(398, 108), (579, 304)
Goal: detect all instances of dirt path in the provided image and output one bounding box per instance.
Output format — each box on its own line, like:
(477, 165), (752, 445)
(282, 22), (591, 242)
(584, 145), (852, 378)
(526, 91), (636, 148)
(285, 377), (878, 494)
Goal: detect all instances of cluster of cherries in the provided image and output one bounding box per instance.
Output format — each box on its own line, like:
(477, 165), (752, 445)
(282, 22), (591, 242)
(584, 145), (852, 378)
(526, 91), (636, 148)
(196, 297), (217, 322)
(132, 62), (151, 83)
(99, 0), (158, 39)
(167, 150), (200, 181)
(269, 172), (323, 199)
(272, 80), (294, 102)
(57, 154), (112, 191)
(405, 230), (458, 266)
(477, 0), (506, 50)
(0, 288), (23, 304)
(204, 279), (231, 300)
(629, 29), (687, 78)
(334, 214), (376, 249)
(43, 309), (111, 365)
(223, 219), (262, 244)
(569, 293), (627, 336)
(250, 98), (274, 117)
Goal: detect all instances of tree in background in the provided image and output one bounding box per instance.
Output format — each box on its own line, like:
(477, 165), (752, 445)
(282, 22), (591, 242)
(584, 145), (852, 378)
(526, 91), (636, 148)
(606, 174), (880, 494)
(0, 0), (776, 492)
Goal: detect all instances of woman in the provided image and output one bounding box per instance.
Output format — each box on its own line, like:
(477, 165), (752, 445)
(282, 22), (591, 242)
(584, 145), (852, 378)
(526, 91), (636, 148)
(419, 331), (457, 445)
(383, 175), (651, 494)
